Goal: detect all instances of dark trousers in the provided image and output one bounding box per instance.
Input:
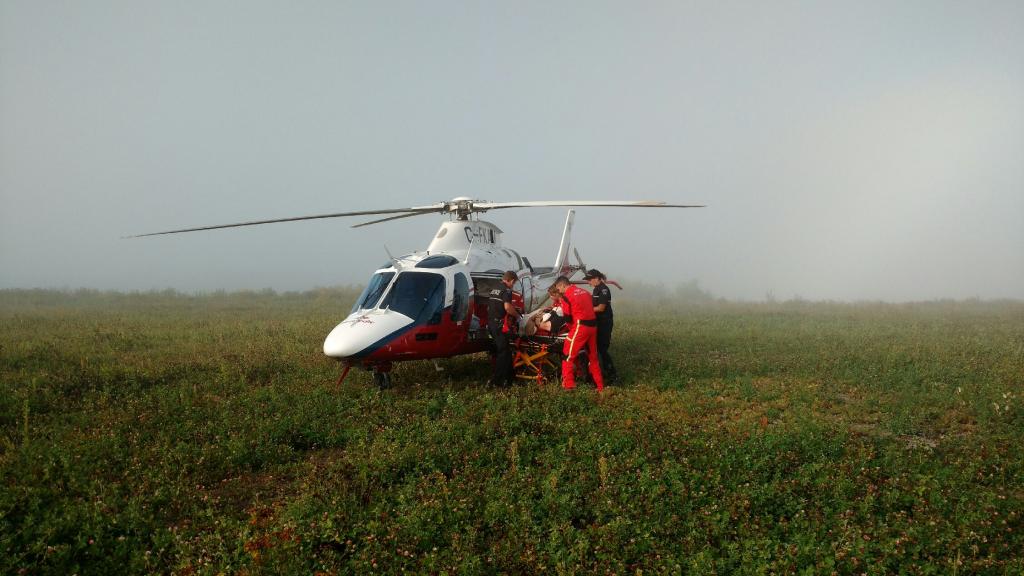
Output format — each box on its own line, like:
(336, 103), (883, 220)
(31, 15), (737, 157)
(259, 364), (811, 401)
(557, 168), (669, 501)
(489, 325), (514, 386)
(597, 319), (617, 379)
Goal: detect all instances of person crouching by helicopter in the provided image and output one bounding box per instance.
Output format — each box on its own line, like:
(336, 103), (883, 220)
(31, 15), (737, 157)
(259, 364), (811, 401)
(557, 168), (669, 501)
(487, 271), (520, 387)
(585, 269), (619, 384)
(553, 276), (603, 392)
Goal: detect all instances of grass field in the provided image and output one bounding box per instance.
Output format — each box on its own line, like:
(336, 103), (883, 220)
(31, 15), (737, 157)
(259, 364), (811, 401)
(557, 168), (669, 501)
(2, 289), (1022, 575)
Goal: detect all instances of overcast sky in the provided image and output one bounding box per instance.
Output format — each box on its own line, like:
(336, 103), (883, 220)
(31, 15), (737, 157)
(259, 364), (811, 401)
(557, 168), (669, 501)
(2, 0), (1022, 301)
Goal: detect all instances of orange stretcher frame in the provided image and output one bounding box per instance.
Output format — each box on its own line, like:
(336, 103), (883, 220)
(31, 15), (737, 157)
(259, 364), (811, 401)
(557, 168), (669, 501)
(512, 335), (563, 384)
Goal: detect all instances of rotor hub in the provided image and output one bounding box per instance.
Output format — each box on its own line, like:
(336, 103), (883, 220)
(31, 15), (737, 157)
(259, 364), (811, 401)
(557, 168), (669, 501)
(447, 197), (486, 220)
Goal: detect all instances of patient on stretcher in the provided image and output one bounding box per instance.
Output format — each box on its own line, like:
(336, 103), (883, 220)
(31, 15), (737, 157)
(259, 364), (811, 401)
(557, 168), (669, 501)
(522, 305), (567, 336)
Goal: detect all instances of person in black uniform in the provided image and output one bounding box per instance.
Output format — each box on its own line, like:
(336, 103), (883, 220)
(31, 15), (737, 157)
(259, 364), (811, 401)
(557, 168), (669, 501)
(585, 269), (618, 383)
(487, 271), (520, 387)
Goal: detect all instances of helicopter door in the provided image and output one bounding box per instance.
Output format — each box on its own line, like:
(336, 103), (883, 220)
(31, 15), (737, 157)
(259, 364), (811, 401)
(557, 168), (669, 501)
(451, 272), (470, 323)
(517, 275), (534, 312)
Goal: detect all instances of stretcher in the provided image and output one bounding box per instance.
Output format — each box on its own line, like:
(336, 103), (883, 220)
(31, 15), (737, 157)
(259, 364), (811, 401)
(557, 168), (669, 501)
(512, 333), (564, 384)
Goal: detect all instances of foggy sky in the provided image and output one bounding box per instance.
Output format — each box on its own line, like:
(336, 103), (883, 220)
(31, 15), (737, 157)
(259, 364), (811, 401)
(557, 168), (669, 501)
(2, 0), (1022, 301)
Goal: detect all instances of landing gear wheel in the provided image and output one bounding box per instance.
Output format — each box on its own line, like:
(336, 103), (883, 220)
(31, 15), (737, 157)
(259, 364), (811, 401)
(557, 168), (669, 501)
(372, 371), (392, 389)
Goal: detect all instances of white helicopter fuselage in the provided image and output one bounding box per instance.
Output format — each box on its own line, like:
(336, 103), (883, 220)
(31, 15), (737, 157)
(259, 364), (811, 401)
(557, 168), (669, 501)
(322, 216), (567, 368)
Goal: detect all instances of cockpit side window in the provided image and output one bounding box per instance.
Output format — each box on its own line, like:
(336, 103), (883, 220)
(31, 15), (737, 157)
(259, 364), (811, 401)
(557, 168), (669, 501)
(351, 271), (395, 313)
(379, 272), (446, 325)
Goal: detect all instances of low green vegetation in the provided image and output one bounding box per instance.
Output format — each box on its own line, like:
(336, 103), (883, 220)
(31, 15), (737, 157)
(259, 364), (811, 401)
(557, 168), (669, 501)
(2, 289), (1022, 574)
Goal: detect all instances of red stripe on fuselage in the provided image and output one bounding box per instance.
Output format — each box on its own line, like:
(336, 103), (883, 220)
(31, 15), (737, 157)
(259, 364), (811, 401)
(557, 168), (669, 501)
(362, 304), (490, 362)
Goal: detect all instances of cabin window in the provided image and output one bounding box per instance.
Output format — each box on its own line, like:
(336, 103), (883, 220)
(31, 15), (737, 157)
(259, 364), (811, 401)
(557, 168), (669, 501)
(452, 272), (470, 322)
(489, 229), (495, 243)
(379, 271), (446, 325)
(351, 271), (395, 313)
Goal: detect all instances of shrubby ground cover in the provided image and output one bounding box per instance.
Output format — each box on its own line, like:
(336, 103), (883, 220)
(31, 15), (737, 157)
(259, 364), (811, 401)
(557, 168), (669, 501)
(1, 289), (1022, 574)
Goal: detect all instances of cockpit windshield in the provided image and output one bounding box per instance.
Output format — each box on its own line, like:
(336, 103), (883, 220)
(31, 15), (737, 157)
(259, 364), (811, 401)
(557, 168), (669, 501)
(351, 271), (395, 313)
(379, 271), (446, 324)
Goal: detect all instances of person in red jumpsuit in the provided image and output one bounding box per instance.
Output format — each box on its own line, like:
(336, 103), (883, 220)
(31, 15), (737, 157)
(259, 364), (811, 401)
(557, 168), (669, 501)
(553, 276), (604, 392)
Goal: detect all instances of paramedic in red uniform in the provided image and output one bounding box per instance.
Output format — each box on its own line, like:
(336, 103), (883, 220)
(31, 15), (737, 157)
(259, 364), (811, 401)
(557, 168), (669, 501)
(487, 271), (520, 387)
(553, 276), (604, 392)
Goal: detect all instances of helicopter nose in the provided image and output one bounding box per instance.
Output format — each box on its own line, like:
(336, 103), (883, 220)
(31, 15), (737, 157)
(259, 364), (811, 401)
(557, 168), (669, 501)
(323, 310), (415, 359)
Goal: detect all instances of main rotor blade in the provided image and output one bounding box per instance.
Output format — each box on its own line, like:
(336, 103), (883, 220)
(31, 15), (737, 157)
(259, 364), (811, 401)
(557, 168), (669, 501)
(351, 210), (439, 228)
(473, 200), (705, 210)
(125, 203), (445, 238)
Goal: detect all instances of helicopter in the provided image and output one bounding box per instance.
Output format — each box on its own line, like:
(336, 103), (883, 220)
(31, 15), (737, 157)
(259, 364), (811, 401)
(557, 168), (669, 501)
(131, 197), (702, 387)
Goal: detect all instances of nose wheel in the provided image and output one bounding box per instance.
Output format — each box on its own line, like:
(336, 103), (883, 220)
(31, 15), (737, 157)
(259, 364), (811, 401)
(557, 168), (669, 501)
(372, 370), (392, 389)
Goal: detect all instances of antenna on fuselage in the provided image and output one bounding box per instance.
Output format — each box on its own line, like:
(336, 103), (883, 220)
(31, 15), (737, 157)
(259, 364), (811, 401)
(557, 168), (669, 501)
(384, 245), (402, 270)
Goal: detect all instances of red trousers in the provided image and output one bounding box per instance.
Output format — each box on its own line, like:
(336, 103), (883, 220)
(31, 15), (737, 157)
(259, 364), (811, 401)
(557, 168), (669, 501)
(561, 323), (603, 391)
